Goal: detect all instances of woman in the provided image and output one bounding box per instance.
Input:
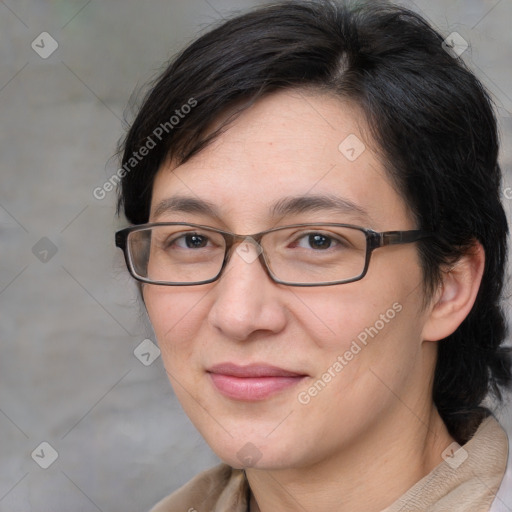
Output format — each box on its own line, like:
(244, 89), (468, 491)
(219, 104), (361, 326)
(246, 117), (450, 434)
(115, 1), (511, 510)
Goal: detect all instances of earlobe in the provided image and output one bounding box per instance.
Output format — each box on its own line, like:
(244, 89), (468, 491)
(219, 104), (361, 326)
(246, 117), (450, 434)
(421, 242), (485, 342)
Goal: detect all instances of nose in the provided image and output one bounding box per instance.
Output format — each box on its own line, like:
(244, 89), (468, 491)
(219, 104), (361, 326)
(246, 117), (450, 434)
(207, 239), (287, 341)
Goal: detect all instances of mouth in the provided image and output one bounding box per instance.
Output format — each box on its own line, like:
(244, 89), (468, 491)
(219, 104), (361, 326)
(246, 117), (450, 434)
(207, 362), (308, 401)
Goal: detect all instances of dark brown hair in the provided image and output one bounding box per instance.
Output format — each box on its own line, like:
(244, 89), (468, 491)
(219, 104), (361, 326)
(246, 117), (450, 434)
(117, 0), (511, 443)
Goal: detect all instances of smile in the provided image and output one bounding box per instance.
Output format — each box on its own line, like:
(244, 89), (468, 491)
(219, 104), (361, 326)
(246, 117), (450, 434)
(207, 363), (307, 401)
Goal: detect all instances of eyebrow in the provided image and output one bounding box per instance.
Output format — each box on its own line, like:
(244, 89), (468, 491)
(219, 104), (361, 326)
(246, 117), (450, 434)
(152, 193), (370, 223)
(270, 194), (370, 221)
(152, 196), (220, 219)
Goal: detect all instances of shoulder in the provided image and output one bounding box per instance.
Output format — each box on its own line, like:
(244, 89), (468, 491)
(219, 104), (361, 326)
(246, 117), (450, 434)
(149, 463), (249, 512)
(385, 416), (509, 512)
(490, 417), (512, 512)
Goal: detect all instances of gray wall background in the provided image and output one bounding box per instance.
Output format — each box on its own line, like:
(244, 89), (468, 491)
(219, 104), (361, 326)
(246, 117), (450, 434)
(1, 1), (511, 511)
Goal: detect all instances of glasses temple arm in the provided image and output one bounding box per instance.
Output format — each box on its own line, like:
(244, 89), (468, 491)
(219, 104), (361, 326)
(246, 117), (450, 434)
(380, 230), (433, 246)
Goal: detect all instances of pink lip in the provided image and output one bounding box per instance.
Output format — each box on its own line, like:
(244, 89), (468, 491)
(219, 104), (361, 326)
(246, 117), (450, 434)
(207, 363), (307, 401)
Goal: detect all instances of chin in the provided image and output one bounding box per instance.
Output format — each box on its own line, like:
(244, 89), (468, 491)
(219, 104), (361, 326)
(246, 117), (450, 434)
(203, 428), (306, 471)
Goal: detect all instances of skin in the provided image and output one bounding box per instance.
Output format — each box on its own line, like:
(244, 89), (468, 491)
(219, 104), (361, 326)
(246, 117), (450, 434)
(143, 89), (484, 512)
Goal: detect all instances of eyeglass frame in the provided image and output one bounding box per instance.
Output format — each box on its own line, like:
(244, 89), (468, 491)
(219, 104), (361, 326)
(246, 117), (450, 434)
(115, 222), (433, 287)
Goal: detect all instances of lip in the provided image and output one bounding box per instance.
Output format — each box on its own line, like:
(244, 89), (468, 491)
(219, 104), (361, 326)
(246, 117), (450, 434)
(207, 362), (307, 401)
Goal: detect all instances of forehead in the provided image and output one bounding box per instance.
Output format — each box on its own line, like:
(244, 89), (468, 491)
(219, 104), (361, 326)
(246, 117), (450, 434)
(150, 89), (412, 231)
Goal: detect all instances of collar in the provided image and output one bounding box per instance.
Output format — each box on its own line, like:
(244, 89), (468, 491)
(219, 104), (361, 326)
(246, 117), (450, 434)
(151, 416), (508, 512)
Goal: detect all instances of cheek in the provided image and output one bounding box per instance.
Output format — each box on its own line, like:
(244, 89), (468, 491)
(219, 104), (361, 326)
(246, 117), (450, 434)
(292, 256), (425, 382)
(290, 284), (397, 352)
(143, 286), (210, 364)
(292, 287), (424, 430)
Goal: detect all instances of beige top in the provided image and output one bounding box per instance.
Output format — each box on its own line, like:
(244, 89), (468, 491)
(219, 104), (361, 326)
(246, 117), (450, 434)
(151, 416), (509, 512)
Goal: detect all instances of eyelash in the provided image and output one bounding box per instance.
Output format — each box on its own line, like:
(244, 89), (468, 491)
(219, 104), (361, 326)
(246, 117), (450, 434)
(165, 230), (348, 251)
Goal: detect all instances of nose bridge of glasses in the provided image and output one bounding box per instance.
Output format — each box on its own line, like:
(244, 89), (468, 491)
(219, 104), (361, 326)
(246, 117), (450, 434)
(225, 233), (264, 266)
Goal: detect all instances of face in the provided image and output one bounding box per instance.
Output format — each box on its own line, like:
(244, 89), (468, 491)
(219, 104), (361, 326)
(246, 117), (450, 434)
(143, 89), (433, 471)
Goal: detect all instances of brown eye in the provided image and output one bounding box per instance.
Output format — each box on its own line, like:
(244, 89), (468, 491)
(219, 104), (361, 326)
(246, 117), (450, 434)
(308, 234), (332, 250)
(183, 234), (208, 249)
(167, 233), (210, 250)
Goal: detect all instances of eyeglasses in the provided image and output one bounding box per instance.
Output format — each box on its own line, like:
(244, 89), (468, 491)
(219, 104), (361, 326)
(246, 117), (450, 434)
(115, 222), (432, 287)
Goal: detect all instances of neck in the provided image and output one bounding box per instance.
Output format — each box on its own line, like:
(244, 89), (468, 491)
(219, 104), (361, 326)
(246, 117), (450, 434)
(246, 406), (454, 512)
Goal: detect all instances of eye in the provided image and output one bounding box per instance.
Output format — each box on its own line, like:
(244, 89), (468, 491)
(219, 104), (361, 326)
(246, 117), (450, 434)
(294, 232), (340, 250)
(307, 233), (332, 250)
(171, 233), (210, 249)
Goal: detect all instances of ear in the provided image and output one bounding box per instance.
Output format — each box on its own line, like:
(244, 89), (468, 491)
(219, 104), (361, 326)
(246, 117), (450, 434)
(421, 242), (485, 342)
